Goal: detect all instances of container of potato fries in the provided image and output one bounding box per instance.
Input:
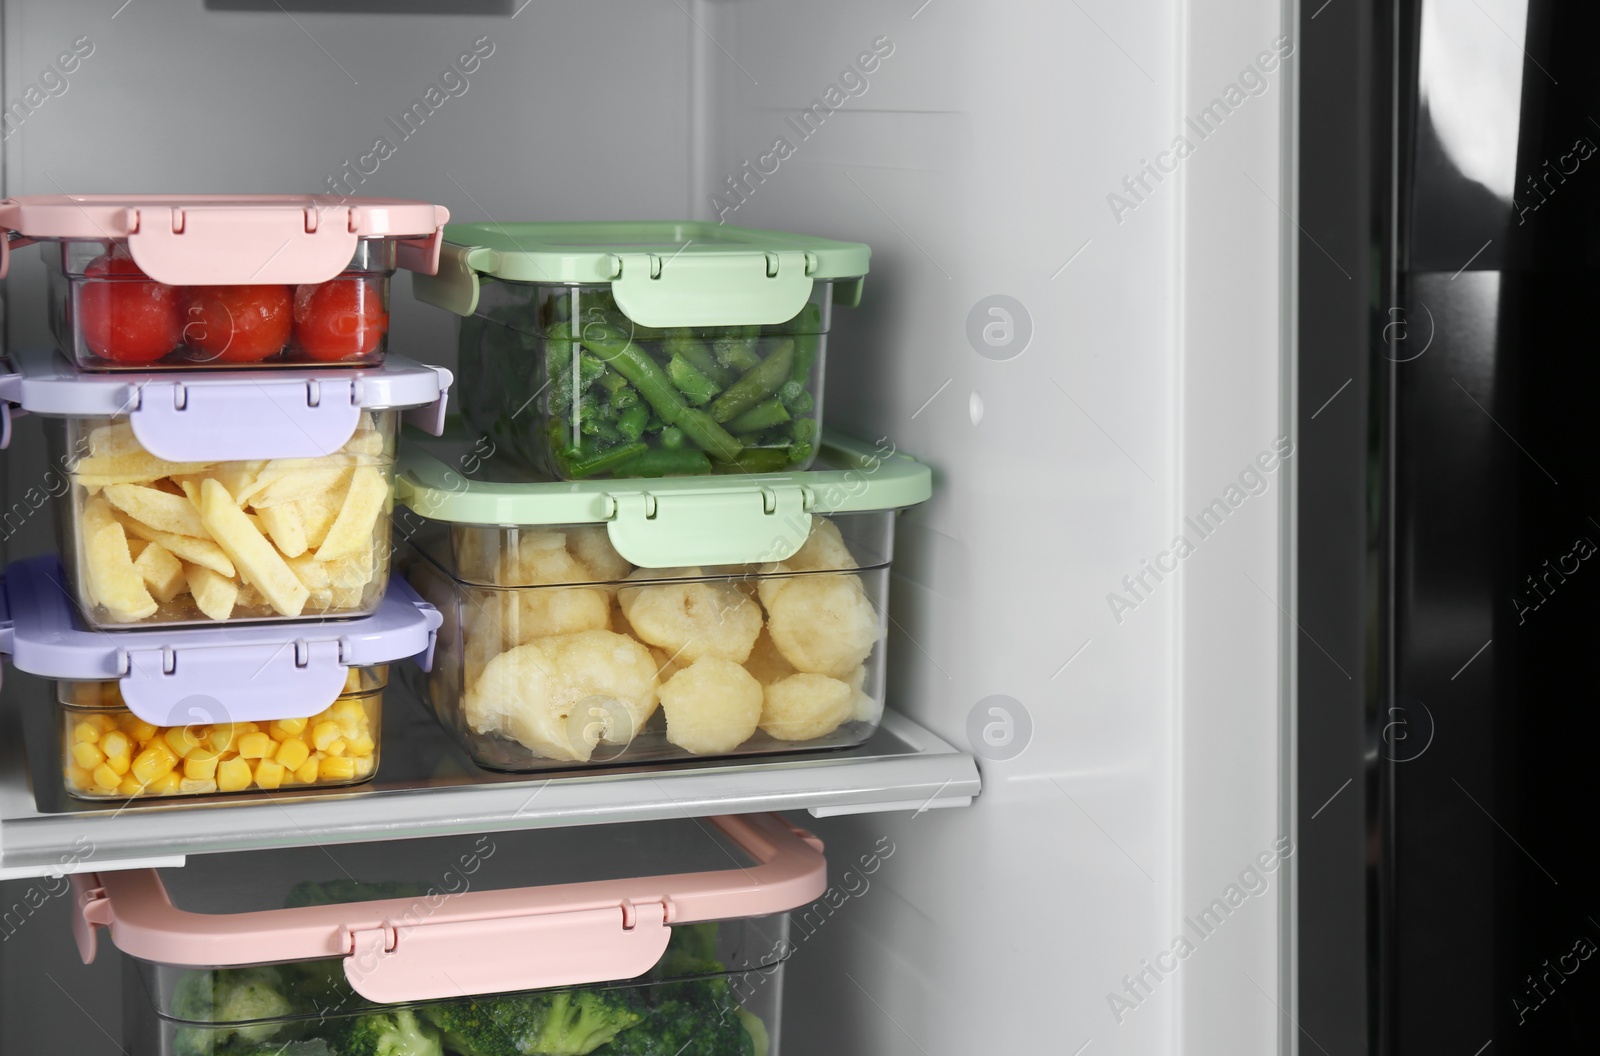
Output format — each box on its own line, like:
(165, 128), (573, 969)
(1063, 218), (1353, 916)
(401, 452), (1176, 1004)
(392, 431), (931, 770)
(0, 347), (450, 627)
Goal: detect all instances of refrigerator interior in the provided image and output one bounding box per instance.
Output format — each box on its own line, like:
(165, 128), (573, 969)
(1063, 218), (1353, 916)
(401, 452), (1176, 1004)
(0, 2), (1293, 1053)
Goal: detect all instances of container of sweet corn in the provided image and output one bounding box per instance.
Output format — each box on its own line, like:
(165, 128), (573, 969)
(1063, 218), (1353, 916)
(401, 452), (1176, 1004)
(393, 431), (931, 771)
(60, 667), (384, 799)
(0, 346), (451, 628)
(0, 555), (442, 801)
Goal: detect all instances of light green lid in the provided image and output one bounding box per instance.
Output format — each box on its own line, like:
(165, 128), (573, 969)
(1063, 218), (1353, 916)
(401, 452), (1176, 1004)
(413, 221), (869, 328)
(394, 431), (929, 568)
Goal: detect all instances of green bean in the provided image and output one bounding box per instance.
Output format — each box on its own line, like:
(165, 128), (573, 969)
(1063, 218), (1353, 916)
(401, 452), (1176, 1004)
(664, 334), (732, 387)
(674, 407), (744, 461)
(726, 398), (791, 434)
(712, 326), (762, 372)
(613, 447), (713, 477)
(557, 441), (649, 479)
(713, 448), (791, 474)
(709, 340), (794, 423)
(667, 354), (719, 406)
(617, 403), (649, 442)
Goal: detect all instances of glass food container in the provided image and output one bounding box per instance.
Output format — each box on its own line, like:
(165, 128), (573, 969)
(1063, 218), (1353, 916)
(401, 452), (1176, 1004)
(0, 553), (442, 801)
(411, 221), (869, 479)
(392, 432), (930, 771)
(0, 194), (449, 370)
(73, 816), (824, 1055)
(61, 667), (385, 800)
(0, 347), (452, 627)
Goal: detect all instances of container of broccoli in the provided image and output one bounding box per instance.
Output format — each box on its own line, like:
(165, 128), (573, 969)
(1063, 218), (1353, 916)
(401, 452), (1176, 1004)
(135, 923), (779, 1056)
(412, 221), (869, 480)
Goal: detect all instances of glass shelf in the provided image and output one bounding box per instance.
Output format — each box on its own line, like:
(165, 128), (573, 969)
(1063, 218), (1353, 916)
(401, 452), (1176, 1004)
(0, 670), (978, 878)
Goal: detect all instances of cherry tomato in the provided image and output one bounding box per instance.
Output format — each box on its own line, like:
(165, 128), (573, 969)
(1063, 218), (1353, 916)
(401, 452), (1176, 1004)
(180, 285), (293, 364)
(78, 251), (184, 365)
(293, 278), (388, 362)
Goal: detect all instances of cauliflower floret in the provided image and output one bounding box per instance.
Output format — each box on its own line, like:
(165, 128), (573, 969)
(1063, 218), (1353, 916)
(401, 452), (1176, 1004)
(659, 659), (764, 755)
(517, 584), (611, 639)
(568, 525), (633, 582)
(650, 646), (686, 682)
(845, 665), (881, 724)
(501, 530), (590, 586)
(744, 627), (797, 686)
(617, 568), (762, 664)
(752, 517), (860, 611)
(761, 672), (856, 741)
(754, 567), (794, 612)
(462, 591), (518, 689)
(464, 629), (659, 761)
(789, 516), (858, 572)
(765, 572), (879, 677)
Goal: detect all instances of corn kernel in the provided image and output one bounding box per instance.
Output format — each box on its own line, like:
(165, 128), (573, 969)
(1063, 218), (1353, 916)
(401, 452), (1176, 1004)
(319, 756), (357, 781)
(348, 733), (376, 758)
(72, 721), (101, 744)
(148, 771), (183, 795)
(354, 756), (375, 777)
(270, 717), (307, 739)
(117, 776), (145, 796)
(239, 722), (260, 734)
(71, 742), (107, 770)
(294, 757), (321, 784)
(275, 739), (310, 771)
(101, 731), (131, 760)
(106, 753), (131, 775)
(209, 724), (244, 753)
(311, 722), (342, 752)
(239, 732), (274, 759)
(131, 744), (177, 785)
(179, 778), (218, 795)
(217, 757), (252, 793)
(184, 756), (219, 780)
(325, 739), (348, 758)
(330, 699), (365, 724)
(254, 759), (286, 790)
(67, 765), (95, 789)
(92, 763), (122, 791)
(164, 726), (207, 758)
(127, 719), (160, 744)
(96, 713), (120, 732)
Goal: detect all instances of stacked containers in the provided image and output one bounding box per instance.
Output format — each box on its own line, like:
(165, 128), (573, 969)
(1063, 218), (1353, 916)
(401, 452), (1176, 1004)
(404, 221), (934, 773)
(412, 222), (870, 479)
(73, 814), (823, 1054)
(0, 194), (453, 799)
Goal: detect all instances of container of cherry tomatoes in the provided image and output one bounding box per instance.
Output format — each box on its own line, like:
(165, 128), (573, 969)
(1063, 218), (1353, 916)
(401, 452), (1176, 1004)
(0, 195), (449, 370)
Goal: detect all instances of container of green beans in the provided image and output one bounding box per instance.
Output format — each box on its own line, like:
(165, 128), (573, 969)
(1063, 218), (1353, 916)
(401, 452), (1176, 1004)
(413, 221), (870, 479)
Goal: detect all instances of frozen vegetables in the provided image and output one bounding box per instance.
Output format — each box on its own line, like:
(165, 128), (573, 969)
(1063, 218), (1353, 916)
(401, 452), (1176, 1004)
(441, 516), (880, 761)
(466, 289), (822, 479)
(63, 672), (380, 799)
(165, 927), (765, 1056)
(71, 415), (390, 623)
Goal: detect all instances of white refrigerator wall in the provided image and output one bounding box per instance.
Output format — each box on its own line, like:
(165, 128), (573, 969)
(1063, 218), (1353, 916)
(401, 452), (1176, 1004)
(0, 2), (1293, 1054)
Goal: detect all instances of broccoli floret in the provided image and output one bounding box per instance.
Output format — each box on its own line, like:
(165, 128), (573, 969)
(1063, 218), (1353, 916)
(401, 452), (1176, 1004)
(339, 1009), (445, 1056)
(599, 996), (754, 1056)
(284, 879), (434, 909)
(170, 967), (296, 1056)
(422, 988), (645, 1056)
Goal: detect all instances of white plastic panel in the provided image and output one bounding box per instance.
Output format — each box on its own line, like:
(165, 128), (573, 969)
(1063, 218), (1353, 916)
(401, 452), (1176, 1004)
(695, 1), (1291, 1054)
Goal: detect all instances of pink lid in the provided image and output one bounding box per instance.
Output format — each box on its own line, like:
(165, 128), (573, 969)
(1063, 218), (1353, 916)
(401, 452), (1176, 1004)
(0, 194), (449, 285)
(72, 814), (825, 1003)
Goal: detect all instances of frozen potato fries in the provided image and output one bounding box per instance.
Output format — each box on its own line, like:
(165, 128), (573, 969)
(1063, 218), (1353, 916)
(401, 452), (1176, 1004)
(72, 417), (390, 623)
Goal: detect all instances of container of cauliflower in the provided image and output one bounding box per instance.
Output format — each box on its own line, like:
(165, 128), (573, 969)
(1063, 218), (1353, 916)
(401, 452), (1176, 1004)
(393, 431), (927, 770)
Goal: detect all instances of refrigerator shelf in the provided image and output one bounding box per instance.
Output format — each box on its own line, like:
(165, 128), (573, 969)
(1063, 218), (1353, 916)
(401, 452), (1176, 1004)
(0, 671), (977, 879)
